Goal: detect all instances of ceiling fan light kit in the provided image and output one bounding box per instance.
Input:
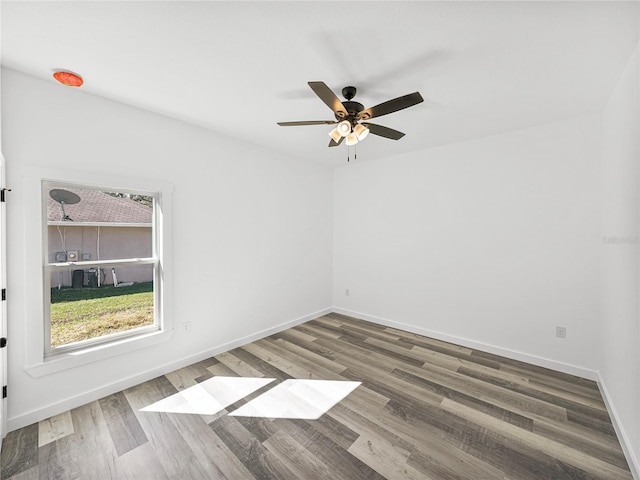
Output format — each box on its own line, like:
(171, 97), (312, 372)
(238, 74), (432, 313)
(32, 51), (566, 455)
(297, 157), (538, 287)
(278, 81), (424, 158)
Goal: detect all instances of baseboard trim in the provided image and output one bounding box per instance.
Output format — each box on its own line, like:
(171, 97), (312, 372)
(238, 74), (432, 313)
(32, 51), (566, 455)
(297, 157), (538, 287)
(7, 307), (332, 433)
(332, 307), (598, 381)
(597, 373), (640, 480)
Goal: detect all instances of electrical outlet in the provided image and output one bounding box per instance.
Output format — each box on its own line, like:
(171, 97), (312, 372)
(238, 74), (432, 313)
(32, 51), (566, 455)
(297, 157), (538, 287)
(345, 289), (350, 296)
(182, 322), (191, 334)
(555, 326), (567, 339)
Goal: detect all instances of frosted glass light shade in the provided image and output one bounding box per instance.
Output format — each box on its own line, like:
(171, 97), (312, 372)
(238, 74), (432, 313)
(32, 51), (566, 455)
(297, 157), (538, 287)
(346, 132), (359, 146)
(328, 127), (342, 143)
(353, 123), (369, 141)
(337, 120), (351, 137)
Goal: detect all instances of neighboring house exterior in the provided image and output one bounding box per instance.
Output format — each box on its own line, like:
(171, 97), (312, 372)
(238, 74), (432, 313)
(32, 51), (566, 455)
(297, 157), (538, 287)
(47, 187), (153, 287)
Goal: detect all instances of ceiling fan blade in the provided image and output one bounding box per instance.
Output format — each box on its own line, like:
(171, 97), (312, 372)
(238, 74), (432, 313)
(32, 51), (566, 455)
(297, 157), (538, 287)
(328, 136), (345, 147)
(308, 82), (348, 119)
(362, 123), (405, 140)
(358, 92), (424, 120)
(277, 120), (337, 126)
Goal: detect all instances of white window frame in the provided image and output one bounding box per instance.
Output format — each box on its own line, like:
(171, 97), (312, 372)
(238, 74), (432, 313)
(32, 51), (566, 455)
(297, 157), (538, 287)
(24, 166), (173, 377)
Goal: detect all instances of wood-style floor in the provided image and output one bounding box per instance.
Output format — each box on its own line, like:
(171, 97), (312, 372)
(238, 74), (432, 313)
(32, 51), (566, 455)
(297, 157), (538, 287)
(1, 313), (633, 479)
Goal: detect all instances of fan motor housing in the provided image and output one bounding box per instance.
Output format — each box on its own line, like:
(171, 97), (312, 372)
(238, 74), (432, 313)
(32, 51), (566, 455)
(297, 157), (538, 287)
(337, 101), (364, 120)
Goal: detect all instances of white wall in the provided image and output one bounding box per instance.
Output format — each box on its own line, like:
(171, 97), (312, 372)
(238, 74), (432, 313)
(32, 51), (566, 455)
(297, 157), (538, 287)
(334, 114), (602, 376)
(600, 45), (640, 474)
(1, 68), (333, 429)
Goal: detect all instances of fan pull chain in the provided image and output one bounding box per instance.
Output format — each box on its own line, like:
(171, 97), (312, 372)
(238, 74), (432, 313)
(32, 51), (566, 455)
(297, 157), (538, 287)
(346, 143), (358, 163)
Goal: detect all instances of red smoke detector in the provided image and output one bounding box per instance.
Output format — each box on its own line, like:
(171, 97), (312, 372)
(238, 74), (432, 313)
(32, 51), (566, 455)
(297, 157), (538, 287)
(53, 71), (83, 87)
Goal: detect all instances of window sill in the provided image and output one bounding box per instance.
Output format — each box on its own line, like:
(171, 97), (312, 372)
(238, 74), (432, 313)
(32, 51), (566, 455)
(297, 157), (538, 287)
(25, 328), (174, 378)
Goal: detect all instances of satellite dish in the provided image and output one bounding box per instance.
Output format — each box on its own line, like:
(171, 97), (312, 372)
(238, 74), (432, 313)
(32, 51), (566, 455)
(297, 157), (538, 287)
(49, 188), (80, 221)
(50, 189), (81, 205)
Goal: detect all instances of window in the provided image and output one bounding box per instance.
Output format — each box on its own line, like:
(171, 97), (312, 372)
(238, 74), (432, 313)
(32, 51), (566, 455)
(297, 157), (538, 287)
(43, 182), (161, 355)
(21, 168), (172, 376)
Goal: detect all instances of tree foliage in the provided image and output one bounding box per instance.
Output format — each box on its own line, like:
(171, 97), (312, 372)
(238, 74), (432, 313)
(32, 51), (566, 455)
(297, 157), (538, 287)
(103, 192), (153, 208)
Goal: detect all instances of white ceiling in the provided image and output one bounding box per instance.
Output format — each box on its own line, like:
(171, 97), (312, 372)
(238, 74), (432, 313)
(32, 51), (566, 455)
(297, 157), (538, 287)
(2, 1), (638, 166)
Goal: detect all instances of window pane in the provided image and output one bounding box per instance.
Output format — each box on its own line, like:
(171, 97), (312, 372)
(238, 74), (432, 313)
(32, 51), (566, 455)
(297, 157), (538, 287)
(45, 183), (158, 352)
(47, 186), (153, 262)
(48, 225), (152, 263)
(49, 264), (155, 348)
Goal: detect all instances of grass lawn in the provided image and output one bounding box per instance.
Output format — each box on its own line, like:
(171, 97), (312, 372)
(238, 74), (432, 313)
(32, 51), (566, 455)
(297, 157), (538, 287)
(50, 282), (154, 348)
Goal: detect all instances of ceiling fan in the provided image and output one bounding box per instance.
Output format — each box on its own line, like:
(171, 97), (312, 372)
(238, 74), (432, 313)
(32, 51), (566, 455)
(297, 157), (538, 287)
(278, 81), (424, 147)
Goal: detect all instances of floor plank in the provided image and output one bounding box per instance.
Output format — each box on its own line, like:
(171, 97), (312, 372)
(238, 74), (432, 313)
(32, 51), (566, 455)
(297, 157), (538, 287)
(0, 424), (39, 478)
(98, 391), (148, 456)
(37, 412), (74, 448)
(211, 415), (297, 480)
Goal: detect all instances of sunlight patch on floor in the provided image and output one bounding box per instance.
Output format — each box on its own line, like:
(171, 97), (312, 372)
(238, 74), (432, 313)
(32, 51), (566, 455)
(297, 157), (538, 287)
(229, 379), (361, 420)
(139, 377), (361, 420)
(140, 376), (275, 415)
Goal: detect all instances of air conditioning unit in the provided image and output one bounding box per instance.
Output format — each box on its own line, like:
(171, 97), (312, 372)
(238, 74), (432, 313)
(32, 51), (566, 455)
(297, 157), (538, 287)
(66, 250), (79, 262)
(55, 251), (67, 262)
